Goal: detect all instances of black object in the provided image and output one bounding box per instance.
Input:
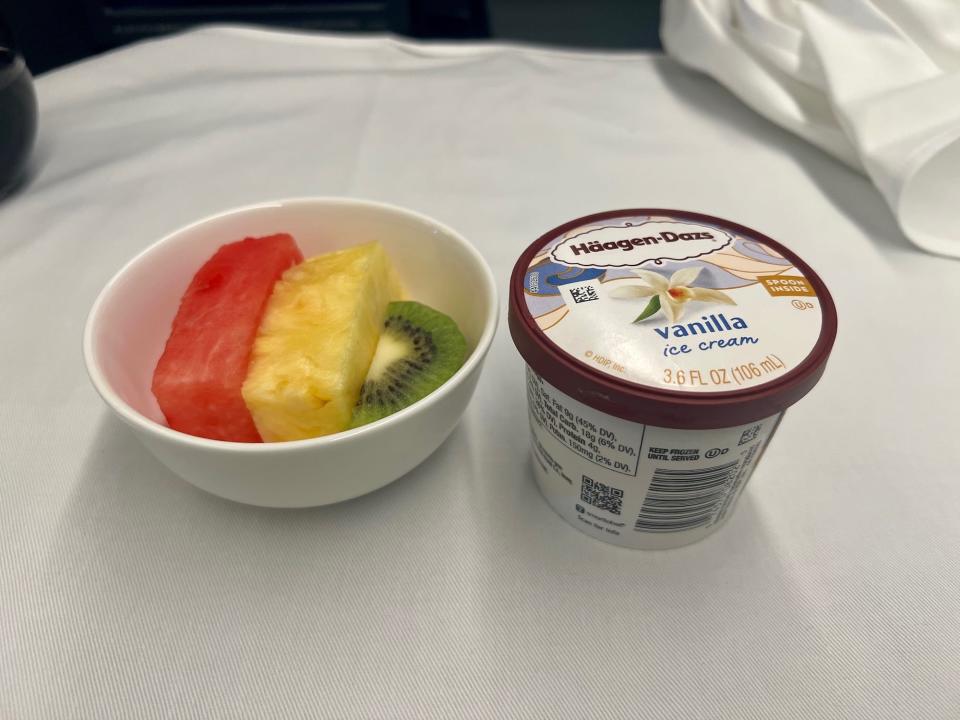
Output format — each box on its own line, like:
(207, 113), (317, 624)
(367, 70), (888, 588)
(0, 18), (37, 197)
(85, 0), (487, 48)
(0, 0), (490, 74)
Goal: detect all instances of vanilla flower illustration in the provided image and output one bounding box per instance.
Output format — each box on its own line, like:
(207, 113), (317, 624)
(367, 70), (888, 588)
(610, 267), (735, 323)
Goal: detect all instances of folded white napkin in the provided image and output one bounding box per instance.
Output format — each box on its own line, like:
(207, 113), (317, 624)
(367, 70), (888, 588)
(662, 0), (960, 258)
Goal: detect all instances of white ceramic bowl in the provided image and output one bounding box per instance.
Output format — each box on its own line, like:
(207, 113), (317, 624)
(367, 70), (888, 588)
(83, 198), (498, 507)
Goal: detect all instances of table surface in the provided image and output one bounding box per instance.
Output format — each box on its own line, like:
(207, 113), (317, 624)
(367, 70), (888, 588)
(2, 26), (958, 720)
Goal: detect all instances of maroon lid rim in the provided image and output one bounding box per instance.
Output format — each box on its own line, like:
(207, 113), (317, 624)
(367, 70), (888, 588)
(509, 209), (838, 429)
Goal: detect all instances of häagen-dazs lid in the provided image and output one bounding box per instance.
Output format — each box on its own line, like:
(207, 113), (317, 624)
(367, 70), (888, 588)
(508, 210), (838, 428)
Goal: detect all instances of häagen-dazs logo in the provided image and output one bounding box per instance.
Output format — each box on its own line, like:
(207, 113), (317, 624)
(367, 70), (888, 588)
(551, 221), (734, 268)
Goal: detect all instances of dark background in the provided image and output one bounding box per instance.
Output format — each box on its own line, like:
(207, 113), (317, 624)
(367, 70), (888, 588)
(1, 0), (662, 75)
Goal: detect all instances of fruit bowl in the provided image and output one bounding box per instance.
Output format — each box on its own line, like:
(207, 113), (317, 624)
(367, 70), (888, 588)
(83, 198), (498, 507)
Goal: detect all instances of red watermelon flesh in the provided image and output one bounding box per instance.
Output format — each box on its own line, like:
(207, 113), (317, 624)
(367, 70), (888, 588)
(152, 234), (303, 442)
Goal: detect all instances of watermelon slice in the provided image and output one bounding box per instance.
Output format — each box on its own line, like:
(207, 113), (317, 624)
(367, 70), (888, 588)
(152, 234), (303, 442)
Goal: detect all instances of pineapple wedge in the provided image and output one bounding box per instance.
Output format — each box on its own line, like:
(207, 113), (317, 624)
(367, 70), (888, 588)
(242, 242), (402, 441)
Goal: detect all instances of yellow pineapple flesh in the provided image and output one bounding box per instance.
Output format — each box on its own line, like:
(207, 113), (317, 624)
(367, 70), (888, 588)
(241, 242), (402, 441)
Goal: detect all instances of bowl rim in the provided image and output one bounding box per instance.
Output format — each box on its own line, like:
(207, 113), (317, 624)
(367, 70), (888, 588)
(82, 196), (499, 452)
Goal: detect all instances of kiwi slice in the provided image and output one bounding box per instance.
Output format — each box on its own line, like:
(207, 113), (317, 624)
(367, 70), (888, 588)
(350, 301), (468, 428)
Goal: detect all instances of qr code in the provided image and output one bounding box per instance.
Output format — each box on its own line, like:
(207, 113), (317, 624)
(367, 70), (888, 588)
(569, 285), (599, 304)
(738, 424), (762, 446)
(580, 476), (623, 515)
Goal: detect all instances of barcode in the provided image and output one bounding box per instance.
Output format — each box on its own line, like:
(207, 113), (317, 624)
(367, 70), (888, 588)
(634, 461), (740, 532)
(580, 476), (623, 515)
(570, 286), (599, 304)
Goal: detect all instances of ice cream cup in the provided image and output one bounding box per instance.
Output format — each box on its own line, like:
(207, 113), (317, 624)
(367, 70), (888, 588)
(509, 209), (837, 549)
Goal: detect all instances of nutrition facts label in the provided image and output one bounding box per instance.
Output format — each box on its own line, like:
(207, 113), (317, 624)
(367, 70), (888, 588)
(525, 367), (782, 549)
(526, 370), (644, 476)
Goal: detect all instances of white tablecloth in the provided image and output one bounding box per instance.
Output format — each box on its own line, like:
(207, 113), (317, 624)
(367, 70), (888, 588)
(2, 27), (958, 720)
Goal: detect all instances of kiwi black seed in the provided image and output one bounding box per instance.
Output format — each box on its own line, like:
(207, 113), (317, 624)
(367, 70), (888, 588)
(349, 301), (468, 429)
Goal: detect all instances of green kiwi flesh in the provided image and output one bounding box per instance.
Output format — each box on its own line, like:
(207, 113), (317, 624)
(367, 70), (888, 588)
(349, 301), (467, 429)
